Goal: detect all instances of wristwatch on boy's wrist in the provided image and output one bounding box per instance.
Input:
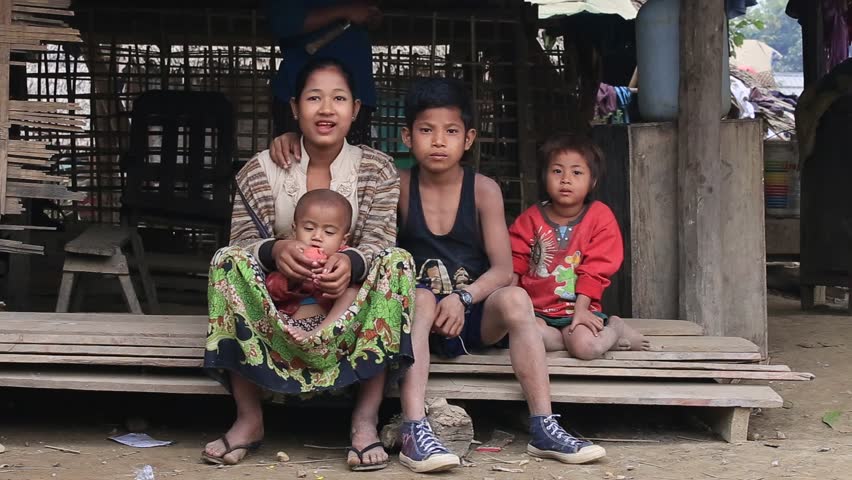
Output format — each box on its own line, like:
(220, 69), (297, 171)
(452, 289), (473, 313)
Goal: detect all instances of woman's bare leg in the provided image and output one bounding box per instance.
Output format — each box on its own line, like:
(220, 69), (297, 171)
(347, 370), (389, 467)
(203, 372), (265, 464)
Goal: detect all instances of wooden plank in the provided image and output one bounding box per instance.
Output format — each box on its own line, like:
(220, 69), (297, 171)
(8, 156), (53, 166)
(4, 23), (78, 36)
(0, 313), (701, 335)
(5, 118), (84, 131)
(721, 120), (768, 355)
(0, 333), (202, 347)
(6, 181), (86, 200)
(64, 225), (129, 255)
(395, 375), (784, 408)
(8, 139), (50, 147)
(0, 319), (204, 337)
(8, 100), (79, 112)
(468, 335), (757, 353)
(628, 123), (679, 319)
(435, 355), (791, 372)
(6, 166), (66, 182)
(61, 253), (129, 275)
(428, 364), (813, 381)
(11, 4), (74, 15)
(0, 354), (203, 367)
(0, 368), (227, 395)
(602, 351), (761, 361)
(9, 43), (47, 52)
(0, 320), (745, 351)
(12, 0), (72, 8)
(0, 370), (785, 409)
(625, 318), (702, 336)
(0, 311), (208, 325)
(677, 0), (726, 333)
(0, 224), (55, 230)
(0, 312), (206, 327)
(0, 343), (204, 358)
(12, 13), (67, 26)
(8, 111), (86, 125)
(644, 335), (758, 353)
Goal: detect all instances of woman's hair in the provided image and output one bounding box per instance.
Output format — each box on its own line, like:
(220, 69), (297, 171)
(292, 57), (359, 100)
(404, 77), (473, 130)
(538, 132), (606, 203)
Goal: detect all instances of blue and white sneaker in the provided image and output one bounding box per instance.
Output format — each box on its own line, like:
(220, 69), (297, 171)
(399, 418), (460, 473)
(527, 414), (606, 464)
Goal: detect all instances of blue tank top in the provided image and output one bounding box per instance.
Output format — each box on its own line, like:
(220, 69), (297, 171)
(398, 166), (489, 295)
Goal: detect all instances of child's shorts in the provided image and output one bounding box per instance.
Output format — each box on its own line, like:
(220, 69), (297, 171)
(422, 290), (509, 358)
(536, 311), (609, 329)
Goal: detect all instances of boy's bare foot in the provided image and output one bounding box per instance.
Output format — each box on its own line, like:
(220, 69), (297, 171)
(615, 337), (633, 351)
(609, 317), (651, 351)
(283, 324), (315, 343)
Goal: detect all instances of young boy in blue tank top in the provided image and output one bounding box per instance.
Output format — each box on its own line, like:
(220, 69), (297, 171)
(397, 78), (607, 467)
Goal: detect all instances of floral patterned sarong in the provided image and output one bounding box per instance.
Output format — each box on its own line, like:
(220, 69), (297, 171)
(204, 246), (415, 394)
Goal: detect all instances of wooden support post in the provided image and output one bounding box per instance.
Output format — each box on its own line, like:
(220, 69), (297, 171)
(802, 0), (825, 88)
(515, 5), (538, 208)
(702, 407), (750, 443)
(677, 1), (725, 335)
(0, 0), (12, 216)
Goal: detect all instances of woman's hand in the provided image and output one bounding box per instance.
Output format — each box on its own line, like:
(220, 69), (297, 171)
(269, 132), (301, 169)
(272, 239), (317, 282)
(313, 252), (352, 299)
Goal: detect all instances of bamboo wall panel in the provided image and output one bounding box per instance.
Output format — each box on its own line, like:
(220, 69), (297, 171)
(24, 5), (568, 224)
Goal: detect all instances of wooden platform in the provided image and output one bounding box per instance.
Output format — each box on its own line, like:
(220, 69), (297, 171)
(0, 313), (810, 442)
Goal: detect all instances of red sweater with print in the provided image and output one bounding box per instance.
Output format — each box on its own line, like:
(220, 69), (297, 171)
(509, 201), (623, 317)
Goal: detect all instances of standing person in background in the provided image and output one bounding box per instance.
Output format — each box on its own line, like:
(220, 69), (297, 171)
(266, 0), (380, 165)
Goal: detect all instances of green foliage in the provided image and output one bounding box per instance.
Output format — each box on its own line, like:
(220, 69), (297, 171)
(736, 0), (803, 72)
(730, 17), (766, 54)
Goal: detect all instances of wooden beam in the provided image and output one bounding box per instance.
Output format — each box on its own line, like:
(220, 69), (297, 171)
(720, 120), (767, 355)
(514, 5), (537, 208)
(677, 0), (725, 335)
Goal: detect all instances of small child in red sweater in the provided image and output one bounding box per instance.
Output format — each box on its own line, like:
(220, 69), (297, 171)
(265, 189), (359, 343)
(509, 133), (649, 359)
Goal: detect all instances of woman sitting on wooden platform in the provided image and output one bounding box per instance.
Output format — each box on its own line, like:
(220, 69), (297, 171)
(202, 58), (457, 473)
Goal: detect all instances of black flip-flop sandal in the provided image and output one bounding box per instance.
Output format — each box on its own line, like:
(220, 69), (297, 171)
(347, 441), (389, 472)
(201, 436), (263, 465)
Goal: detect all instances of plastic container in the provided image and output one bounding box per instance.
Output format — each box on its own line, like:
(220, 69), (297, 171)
(636, 0), (731, 121)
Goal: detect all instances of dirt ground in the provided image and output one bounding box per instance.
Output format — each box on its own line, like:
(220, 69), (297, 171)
(1, 293), (851, 480)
